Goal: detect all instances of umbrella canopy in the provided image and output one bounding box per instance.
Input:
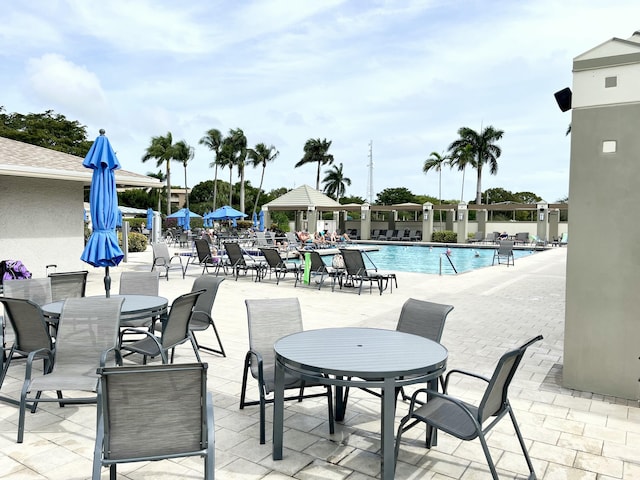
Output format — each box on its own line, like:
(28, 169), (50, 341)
(80, 130), (124, 297)
(146, 208), (153, 230)
(207, 205), (247, 221)
(167, 208), (202, 220)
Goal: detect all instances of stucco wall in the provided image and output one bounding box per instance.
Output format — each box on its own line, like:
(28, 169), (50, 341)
(0, 176), (86, 275)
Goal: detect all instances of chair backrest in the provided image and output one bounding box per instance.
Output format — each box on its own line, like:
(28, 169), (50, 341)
(3, 278), (52, 305)
(0, 297), (53, 353)
(478, 335), (543, 423)
(396, 298), (454, 343)
(306, 250), (329, 273)
(152, 242), (171, 262)
(245, 298), (303, 379)
(497, 240), (514, 255)
(259, 248), (283, 268)
(223, 242), (246, 266)
(119, 271), (159, 296)
(285, 232), (300, 245)
(98, 362), (208, 461)
(194, 239), (212, 262)
(515, 232), (529, 242)
(190, 276), (225, 327)
(161, 290), (204, 349)
(254, 232), (268, 247)
(48, 271), (88, 302)
(54, 297), (124, 377)
(339, 249), (367, 275)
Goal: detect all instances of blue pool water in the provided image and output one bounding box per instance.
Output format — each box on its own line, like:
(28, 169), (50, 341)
(331, 245), (536, 275)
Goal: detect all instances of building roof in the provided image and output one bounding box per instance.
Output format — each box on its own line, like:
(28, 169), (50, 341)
(263, 184), (342, 210)
(0, 136), (162, 188)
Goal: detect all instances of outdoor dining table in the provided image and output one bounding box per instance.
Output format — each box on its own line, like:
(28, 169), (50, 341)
(41, 294), (169, 328)
(273, 327), (448, 480)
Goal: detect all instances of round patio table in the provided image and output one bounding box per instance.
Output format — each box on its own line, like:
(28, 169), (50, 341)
(273, 327), (448, 480)
(42, 294), (168, 328)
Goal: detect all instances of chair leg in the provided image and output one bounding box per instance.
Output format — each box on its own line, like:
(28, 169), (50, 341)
(189, 333), (202, 362)
(509, 407), (536, 478)
(478, 431), (500, 479)
(259, 389), (266, 444)
(239, 353), (251, 410)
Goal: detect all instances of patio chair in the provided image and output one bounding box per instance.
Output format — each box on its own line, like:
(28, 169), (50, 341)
(3, 277), (52, 306)
(120, 290), (204, 364)
(410, 230), (422, 241)
(339, 248), (397, 295)
(492, 240), (515, 267)
(294, 249), (338, 290)
(17, 296), (124, 443)
(189, 276), (226, 357)
(48, 270), (88, 302)
(0, 298), (54, 406)
(394, 335), (543, 479)
(151, 242), (185, 280)
(118, 271), (160, 329)
(377, 229), (388, 241)
(254, 231), (269, 247)
(514, 232), (530, 245)
(390, 229), (402, 241)
(192, 238), (224, 275)
(259, 247), (299, 285)
(240, 298), (334, 444)
(92, 362), (214, 480)
(223, 242), (264, 281)
(468, 231), (484, 243)
(483, 232), (498, 244)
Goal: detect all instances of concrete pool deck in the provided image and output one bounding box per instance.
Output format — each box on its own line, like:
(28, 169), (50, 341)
(1, 245), (638, 479)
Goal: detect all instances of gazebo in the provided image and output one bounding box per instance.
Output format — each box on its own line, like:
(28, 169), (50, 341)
(262, 185), (341, 234)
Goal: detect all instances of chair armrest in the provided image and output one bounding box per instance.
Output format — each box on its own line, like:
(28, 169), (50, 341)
(443, 368), (490, 393)
(406, 387), (481, 430)
(24, 347), (54, 380)
(100, 346), (123, 367)
(119, 328), (167, 363)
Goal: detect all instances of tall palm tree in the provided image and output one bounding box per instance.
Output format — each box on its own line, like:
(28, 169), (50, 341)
(199, 128), (223, 210)
(448, 125), (504, 204)
(247, 143), (279, 216)
(423, 151), (449, 225)
(142, 132), (176, 216)
(221, 128), (248, 212)
(447, 144), (474, 202)
(322, 163), (351, 202)
(295, 138), (334, 190)
(173, 140), (194, 211)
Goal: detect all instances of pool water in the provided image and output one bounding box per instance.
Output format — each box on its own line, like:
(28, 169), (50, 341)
(335, 245), (535, 275)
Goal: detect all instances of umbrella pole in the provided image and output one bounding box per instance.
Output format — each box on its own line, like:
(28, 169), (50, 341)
(105, 266), (111, 298)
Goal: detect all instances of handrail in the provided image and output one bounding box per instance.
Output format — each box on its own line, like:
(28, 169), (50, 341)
(361, 249), (379, 271)
(439, 253), (458, 275)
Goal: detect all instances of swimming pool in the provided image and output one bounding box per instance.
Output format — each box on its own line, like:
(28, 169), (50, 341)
(338, 245), (535, 275)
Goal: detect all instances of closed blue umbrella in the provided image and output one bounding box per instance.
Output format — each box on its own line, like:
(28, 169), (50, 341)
(80, 130), (124, 297)
(259, 210), (265, 232)
(146, 208), (153, 230)
(184, 208), (191, 231)
(252, 212), (257, 228)
(116, 208), (123, 228)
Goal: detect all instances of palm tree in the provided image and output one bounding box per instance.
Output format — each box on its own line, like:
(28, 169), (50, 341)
(247, 143), (279, 216)
(322, 163), (351, 202)
(220, 128), (248, 212)
(173, 140), (194, 211)
(295, 138), (334, 190)
(447, 144), (474, 202)
(448, 125), (504, 204)
(142, 132), (176, 216)
(423, 151), (449, 225)
(199, 128), (223, 210)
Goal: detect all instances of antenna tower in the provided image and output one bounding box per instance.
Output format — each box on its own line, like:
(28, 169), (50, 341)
(366, 140), (374, 203)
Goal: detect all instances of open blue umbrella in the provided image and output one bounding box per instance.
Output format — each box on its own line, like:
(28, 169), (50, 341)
(168, 207), (202, 223)
(80, 130), (124, 297)
(208, 205), (247, 221)
(146, 208), (153, 230)
(259, 210), (265, 232)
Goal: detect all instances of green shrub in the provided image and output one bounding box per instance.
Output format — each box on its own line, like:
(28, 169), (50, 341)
(431, 230), (458, 243)
(117, 232), (148, 252)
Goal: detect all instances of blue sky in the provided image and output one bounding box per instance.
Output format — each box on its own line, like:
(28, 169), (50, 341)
(2, 1), (639, 204)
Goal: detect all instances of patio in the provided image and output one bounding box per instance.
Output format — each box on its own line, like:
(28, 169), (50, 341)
(1, 246), (638, 479)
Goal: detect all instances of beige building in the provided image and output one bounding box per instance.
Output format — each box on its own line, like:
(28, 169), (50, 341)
(564, 31), (640, 400)
(0, 136), (161, 275)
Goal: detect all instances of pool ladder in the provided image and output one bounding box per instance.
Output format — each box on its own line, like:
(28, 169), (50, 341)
(439, 253), (458, 275)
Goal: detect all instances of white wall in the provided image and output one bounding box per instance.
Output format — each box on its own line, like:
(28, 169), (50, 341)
(0, 176), (86, 276)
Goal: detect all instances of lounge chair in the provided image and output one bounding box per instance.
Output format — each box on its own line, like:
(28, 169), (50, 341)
(240, 298), (334, 444)
(514, 232), (530, 245)
(120, 290), (204, 364)
(190, 238), (223, 275)
(188, 276), (226, 357)
(295, 250), (339, 290)
(377, 229), (388, 241)
(410, 230), (422, 241)
(468, 231), (484, 243)
(93, 362), (214, 480)
(253, 231), (269, 247)
(339, 248), (397, 295)
(17, 297), (124, 443)
(258, 248), (299, 285)
(151, 242), (185, 280)
(492, 240), (515, 267)
(395, 335), (543, 479)
(482, 232), (498, 244)
(47, 270), (88, 302)
(223, 242), (265, 281)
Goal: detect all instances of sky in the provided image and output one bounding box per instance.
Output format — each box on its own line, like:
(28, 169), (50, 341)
(2, 1), (639, 205)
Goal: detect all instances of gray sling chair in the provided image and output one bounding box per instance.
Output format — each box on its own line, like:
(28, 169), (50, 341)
(294, 249), (339, 290)
(93, 362), (214, 480)
(240, 298), (335, 444)
(17, 297), (124, 443)
(223, 242), (264, 281)
(47, 270), (88, 302)
(339, 248), (397, 295)
(394, 335), (543, 479)
(188, 276), (226, 357)
(340, 299), (454, 415)
(119, 290), (205, 364)
(492, 240), (515, 267)
(0, 298), (54, 407)
(258, 247), (299, 285)
(151, 242), (185, 280)
(118, 271), (160, 330)
(193, 238), (224, 275)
